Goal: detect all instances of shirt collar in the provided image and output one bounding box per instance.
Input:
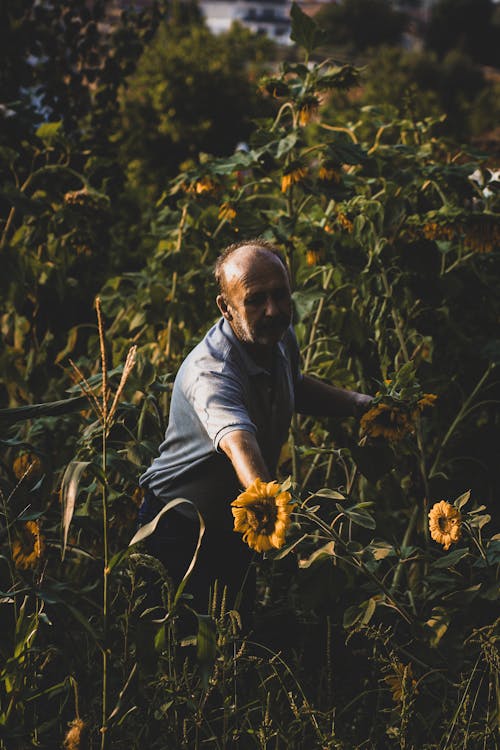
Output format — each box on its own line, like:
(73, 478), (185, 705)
(220, 317), (287, 376)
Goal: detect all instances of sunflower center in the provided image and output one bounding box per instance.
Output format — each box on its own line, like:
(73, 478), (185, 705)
(246, 500), (277, 534)
(437, 516), (454, 533)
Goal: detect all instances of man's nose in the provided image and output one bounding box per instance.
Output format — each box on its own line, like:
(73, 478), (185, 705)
(264, 295), (280, 317)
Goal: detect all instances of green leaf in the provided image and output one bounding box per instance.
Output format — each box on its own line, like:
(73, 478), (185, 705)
(0, 396), (87, 424)
(337, 504), (376, 530)
(425, 606), (451, 647)
(273, 533), (308, 560)
(431, 548), (469, 568)
(107, 664), (138, 726)
(290, 2), (325, 54)
(0, 184), (46, 215)
(35, 121), (63, 142)
(367, 540), (396, 561)
(129, 498), (205, 608)
(343, 597), (377, 628)
(454, 490), (471, 510)
(195, 614), (217, 688)
(312, 488), (345, 500)
(468, 513), (491, 529)
(276, 133), (298, 159)
(59, 461), (92, 561)
(297, 541), (335, 568)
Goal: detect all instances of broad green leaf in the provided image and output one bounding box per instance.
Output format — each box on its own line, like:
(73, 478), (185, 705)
(468, 513), (491, 529)
(273, 533), (308, 560)
(432, 548), (469, 568)
(276, 133), (298, 159)
(343, 597), (377, 629)
(367, 540), (396, 561)
(312, 488), (345, 500)
(337, 503), (376, 530)
(290, 2), (325, 54)
(297, 541), (334, 568)
(195, 614), (217, 688)
(129, 498), (205, 608)
(454, 490), (471, 510)
(0, 396), (87, 424)
(60, 461), (91, 560)
(425, 606), (451, 647)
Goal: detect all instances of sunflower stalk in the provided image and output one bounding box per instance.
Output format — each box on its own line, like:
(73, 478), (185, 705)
(96, 298), (110, 750)
(297, 509), (413, 625)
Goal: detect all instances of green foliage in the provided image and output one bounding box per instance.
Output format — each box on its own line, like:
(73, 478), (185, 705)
(426, 0), (500, 67)
(117, 20), (275, 200)
(0, 5), (499, 748)
(315, 0), (407, 53)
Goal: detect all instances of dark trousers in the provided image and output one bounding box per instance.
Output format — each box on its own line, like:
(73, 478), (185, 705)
(138, 491), (256, 628)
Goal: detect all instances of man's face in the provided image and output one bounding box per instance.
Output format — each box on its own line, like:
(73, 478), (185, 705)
(218, 248), (292, 348)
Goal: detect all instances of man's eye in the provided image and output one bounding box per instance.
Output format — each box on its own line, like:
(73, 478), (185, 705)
(245, 294), (265, 306)
(273, 288), (288, 301)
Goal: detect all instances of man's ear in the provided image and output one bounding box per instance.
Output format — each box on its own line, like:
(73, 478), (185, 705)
(216, 294), (232, 320)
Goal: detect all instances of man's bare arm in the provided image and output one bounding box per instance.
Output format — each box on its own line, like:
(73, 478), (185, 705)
(219, 429), (271, 488)
(295, 374), (372, 419)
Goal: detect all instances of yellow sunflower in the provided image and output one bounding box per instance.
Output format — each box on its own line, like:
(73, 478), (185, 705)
(12, 521), (45, 570)
(306, 249), (322, 266)
(318, 164), (341, 182)
(360, 402), (415, 442)
(298, 97), (319, 126)
(231, 478), (295, 553)
(428, 501), (462, 551)
(417, 393), (437, 410)
(12, 452), (43, 481)
(384, 662), (417, 705)
(336, 212), (354, 233)
(281, 165), (307, 192)
(218, 202), (237, 222)
(189, 176), (216, 194)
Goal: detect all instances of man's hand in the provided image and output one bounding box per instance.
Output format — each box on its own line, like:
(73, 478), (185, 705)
(219, 429), (271, 488)
(295, 374), (372, 419)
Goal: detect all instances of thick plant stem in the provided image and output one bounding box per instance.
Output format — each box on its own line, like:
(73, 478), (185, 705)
(100, 430), (109, 750)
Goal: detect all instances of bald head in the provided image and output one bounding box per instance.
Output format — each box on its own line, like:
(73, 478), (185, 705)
(214, 240), (287, 299)
(215, 240), (292, 350)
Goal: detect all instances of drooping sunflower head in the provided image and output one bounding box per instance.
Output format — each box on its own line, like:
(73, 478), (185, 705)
(298, 96), (320, 126)
(12, 521), (45, 570)
(417, 393), (438, 410)
(281, 162), (307, 193)
(428, 500), (462, 551)
(360, 402), (415, 442)
(231, 478), (295, 553)
(218, 202), (237, 222)
(318, 161), (341, 183)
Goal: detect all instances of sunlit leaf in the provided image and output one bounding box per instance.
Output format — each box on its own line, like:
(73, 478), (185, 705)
(59, 461), (92, 560)
(425, 606), (451, 647)
(454, 490), (471, 510)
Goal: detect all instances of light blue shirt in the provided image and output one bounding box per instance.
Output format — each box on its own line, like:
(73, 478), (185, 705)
(140, 318), (302, 526)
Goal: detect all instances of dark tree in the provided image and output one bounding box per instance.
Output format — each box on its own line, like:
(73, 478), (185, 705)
(426, 0), (500, 67)
(316, 0), (407, 53)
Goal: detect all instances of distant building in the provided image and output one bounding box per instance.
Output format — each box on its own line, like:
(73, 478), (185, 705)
(199, 0), (294, 43)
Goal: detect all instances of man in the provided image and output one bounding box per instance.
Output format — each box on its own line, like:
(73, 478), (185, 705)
(138, 239), (371, 622)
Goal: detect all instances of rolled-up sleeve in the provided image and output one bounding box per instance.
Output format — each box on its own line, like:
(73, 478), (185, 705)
(189, 368), (256, 451)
